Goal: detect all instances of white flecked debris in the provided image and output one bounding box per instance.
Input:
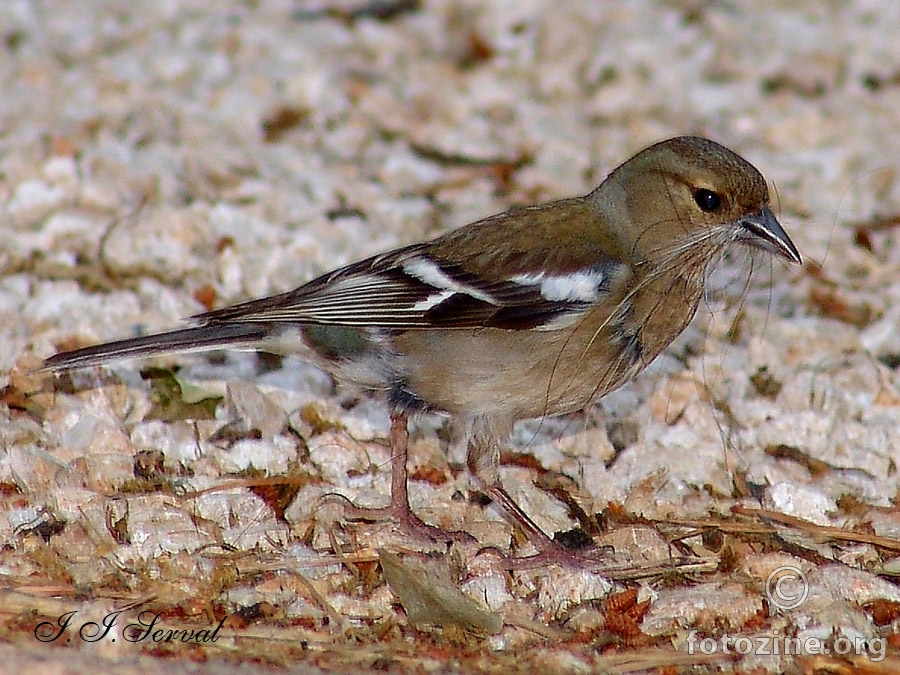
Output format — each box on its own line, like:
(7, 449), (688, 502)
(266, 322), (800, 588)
(764, 482), (838, 527)
(534, 566), (613, 621)
(642, 582), (764, 636)
(222, 379), (288, 440)
(6, 179), (65, 228)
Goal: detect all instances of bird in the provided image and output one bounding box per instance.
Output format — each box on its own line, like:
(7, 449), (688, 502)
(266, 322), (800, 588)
(44, 136), (801, 566)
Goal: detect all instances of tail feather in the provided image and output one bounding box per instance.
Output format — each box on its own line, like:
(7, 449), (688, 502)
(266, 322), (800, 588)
(43, 323), (269, 371)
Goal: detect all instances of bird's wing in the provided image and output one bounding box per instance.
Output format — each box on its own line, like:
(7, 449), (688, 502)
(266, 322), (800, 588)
(193, 202), (628, 331)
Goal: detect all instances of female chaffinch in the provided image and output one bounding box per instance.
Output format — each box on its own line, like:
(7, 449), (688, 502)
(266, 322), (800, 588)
(45, 136), (801, 566)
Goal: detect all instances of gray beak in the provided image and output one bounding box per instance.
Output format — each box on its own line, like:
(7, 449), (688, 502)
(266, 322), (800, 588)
(737, 205), (801, 264)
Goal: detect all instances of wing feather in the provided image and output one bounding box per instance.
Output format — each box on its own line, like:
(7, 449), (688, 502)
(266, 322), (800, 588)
(191, 205), (627, 331)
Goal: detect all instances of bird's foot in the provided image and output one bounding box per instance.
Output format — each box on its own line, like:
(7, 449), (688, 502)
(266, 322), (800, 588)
(322, 492), (475, 544)
(493, 539), (613, 571)
(477, 484), (612, 569)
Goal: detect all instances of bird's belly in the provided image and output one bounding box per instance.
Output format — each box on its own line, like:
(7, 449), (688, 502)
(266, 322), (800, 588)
(394, 322), (645, 420)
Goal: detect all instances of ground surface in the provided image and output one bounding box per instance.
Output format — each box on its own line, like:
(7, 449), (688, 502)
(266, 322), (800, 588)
(3, 1), (900, 673)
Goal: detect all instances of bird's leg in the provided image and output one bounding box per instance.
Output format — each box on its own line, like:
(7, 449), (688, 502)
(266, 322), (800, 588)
(467, 419), (608, 569)
(334, 410), (473, 543)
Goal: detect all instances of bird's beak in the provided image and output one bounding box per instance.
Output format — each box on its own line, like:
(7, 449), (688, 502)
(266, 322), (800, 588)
(737, 205), (801, 264)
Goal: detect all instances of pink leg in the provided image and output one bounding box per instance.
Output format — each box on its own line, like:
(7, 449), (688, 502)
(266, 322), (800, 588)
(333, 411), (473, 543)
(480, 481), (608, 570)
(467, 421), (608, 569)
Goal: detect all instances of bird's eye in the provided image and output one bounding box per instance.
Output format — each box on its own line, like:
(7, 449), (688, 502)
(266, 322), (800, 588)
(693, 188), (721, 212)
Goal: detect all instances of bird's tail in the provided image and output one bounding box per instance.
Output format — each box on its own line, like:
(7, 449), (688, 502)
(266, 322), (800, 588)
(42, 323), (268, 371)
